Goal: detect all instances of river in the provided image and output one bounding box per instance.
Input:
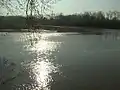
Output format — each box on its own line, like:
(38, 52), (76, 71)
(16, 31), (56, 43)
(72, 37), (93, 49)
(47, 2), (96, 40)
(0, 30), (120, 90)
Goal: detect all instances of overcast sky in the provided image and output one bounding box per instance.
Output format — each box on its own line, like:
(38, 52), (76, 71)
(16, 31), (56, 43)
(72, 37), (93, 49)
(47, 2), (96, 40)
(53, 0), (120, 14)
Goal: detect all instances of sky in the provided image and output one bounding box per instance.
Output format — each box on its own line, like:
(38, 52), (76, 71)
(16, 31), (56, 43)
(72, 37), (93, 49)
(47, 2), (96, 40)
(0, 0), (120, 16)
(53, 0), (120, 14)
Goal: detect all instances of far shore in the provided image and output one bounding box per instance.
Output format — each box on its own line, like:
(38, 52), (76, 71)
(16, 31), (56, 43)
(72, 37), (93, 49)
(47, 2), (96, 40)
(0, 25), (119, 35)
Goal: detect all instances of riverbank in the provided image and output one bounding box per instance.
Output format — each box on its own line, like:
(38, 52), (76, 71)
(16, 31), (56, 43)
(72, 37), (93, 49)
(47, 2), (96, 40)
(0, 25), (119, 35)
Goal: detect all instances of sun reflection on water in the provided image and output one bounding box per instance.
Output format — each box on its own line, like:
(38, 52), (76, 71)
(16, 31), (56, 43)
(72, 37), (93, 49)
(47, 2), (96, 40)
(20, 32), (62, 90)
(28, 59), (59, 90)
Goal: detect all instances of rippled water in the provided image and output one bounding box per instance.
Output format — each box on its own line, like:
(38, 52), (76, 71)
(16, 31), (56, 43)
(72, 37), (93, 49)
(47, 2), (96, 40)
(0, 32), (62, 90)
(1, 31), (120, 90)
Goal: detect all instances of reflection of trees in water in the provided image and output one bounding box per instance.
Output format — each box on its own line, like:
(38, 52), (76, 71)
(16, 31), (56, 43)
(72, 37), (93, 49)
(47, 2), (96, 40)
(0, 32), (60, 89)
(21, 32), (42, 47)
(103, 31), (120, 40)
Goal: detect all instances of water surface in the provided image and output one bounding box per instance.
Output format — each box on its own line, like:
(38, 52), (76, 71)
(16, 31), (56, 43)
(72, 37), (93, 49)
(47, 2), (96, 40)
(0, 31), (120, 90)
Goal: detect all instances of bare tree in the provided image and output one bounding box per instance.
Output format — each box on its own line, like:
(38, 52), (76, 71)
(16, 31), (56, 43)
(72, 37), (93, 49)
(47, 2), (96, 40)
(0, 1), (61, 86)
(0, 0), (60, 30)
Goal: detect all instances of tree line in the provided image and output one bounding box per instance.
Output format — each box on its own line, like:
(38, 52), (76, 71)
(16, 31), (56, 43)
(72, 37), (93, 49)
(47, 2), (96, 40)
(0, 11), (120, 29)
